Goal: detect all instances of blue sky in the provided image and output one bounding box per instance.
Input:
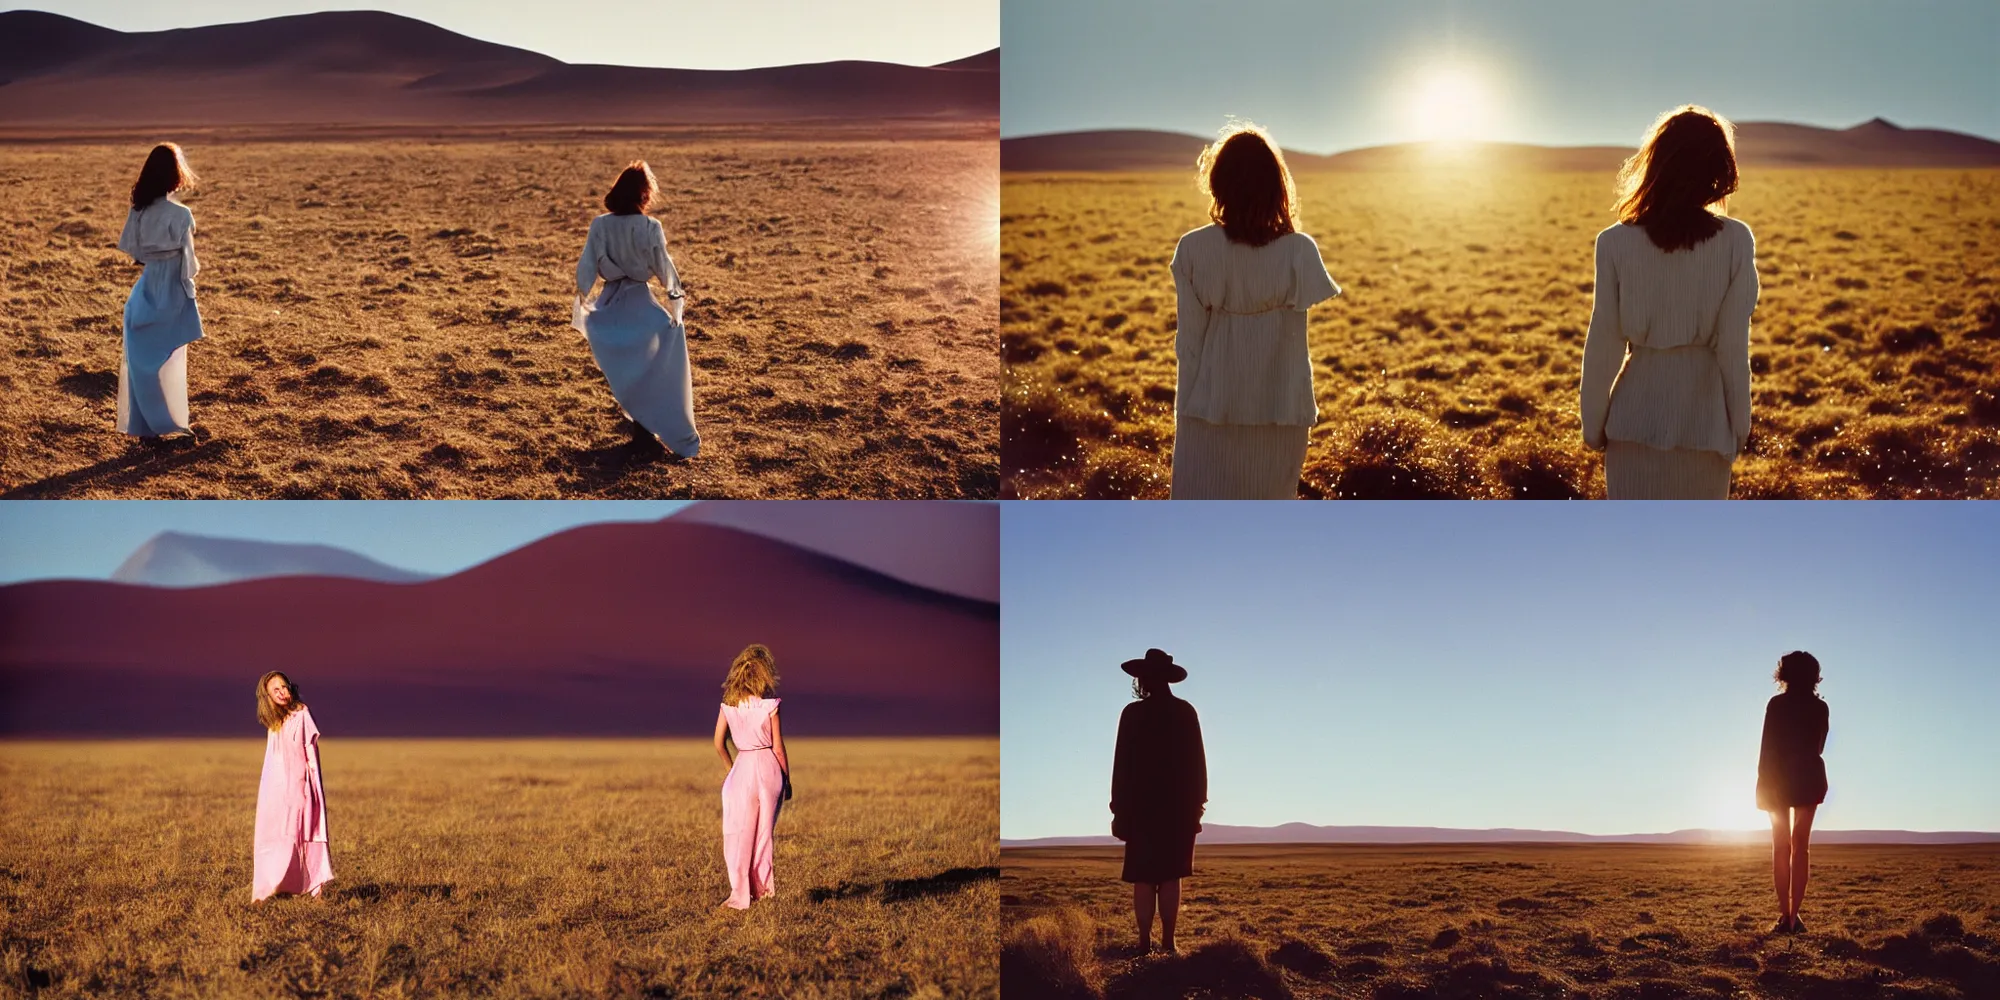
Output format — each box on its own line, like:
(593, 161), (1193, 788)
(1002, 502), (2000, 838)
(0, 501), (690, 583)
(1001, 0), (2000, 151)
(22, 1), (997, 70)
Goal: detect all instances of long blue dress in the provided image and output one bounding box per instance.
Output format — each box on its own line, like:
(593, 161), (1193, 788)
(116, 197), (204, 437)
(572, 212), (699, 457)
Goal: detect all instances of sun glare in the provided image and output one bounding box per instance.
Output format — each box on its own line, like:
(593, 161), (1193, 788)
(1407, 63), (1492, 143)
(1713, 783), (1771, 832)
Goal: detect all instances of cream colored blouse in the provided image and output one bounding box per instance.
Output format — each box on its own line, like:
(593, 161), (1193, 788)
(1580, 218), (1758, 458)
(1171, 225), (1340, 427)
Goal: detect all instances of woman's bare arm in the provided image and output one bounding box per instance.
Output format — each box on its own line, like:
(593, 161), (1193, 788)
(770, 708), (788, 773)
(713, 707), (733, 771)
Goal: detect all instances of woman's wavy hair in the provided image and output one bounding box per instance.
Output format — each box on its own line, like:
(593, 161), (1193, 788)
(604, 160), (657, 215)
(1197, 122), (1299, 248)
(722, 644), (779, 706)
(255, 670), (303, 732)
(1612, 105), (1739, 252)
(1774, 651), (1821, 695)
(131, 142), (196, 211)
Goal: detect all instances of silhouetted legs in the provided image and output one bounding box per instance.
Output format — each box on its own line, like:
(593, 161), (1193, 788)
(1132, 879), (1182, 953)
(1789, 805), (1816, 928)
(1768, 805), (1817, 932)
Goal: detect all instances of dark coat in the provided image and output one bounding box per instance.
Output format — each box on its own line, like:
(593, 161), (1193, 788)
(1756, 690), (1829, 810)
(1110, 694), (1207, 838)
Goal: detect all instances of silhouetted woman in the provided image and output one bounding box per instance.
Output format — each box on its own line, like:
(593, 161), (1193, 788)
(1580, 105), (1759, 498)
(1170, 123), (1341, 499)
(713, 644), (790, 909)
(118, 143), (204, 441)
(1756, 651), (1828, 934)
(252, 671), (333, 902)
(1110, 648), (1206, 954)
(573, 160), (700, 458)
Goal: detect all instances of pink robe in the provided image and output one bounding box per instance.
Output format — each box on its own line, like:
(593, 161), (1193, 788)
(720, 697), (785, 908)
(253, 706), (333, 901)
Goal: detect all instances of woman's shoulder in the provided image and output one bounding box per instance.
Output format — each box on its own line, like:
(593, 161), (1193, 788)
(1718, 215), (1755, 246)
(1175, 224), (1224, 253)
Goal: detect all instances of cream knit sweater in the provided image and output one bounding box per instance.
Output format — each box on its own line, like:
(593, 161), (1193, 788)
(1580, 217), (1758, 458)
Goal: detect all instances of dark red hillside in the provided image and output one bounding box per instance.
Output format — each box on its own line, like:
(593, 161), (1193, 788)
(0, 522), (996, 737)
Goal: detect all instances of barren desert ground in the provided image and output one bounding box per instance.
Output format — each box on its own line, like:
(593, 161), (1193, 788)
(1001, 168), (2000, 498)
(0, 738), (999, 999)
(1001, 843), (2000, 999)
(1, 133), (998, 498)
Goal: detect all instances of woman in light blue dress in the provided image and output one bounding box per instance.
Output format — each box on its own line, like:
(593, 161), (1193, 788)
(117, 143), (204, 439)
(572, 160), (700, 458)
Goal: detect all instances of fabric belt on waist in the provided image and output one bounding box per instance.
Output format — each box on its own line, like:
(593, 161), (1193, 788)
(736, 745), (772, 752)
(1210, 304), (1287, 316)
(138, 251), (182, 264)
(1631, 341), (1715, 353)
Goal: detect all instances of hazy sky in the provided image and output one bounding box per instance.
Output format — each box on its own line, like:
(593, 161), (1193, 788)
(23, 0), (997, 69)
(1002, 502), (2000, 838)
(1001, 0), (2000, 152)
(0, 501), (690, 583)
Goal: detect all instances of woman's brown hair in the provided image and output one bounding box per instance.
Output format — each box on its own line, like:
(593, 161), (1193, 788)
(1612, 105), (1739, 252)
(255, 670), (303, 732)
(1774, 651), (1821, 695)
(1197, 123), (1299, 248)
(604, 160), (657, 215)
(721, 644), (779, 707)
(131, 142), (196, 211)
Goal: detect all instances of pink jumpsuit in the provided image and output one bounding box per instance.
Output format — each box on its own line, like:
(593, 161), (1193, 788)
(720, 696), (785, 908)
(253, 705), (333, 901)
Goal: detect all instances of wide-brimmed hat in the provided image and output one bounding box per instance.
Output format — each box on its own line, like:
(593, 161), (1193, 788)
(1121, 648), (1187, 683)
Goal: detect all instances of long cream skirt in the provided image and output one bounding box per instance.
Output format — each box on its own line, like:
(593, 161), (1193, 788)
(1604, 440), (1733, 499)
(1170, 416), (1309, 499)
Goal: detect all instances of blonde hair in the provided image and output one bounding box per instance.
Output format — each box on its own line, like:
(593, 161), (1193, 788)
(721, 644), (778, 706)
(254, 670), (303, 732)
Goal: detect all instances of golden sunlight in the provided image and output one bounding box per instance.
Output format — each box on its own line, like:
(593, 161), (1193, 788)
(1406, 62), (1493, 143)
(1713, 781), (1772, 831)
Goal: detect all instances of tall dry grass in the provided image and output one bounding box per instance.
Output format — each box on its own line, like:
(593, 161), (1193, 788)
(1, 738), (998, 998)
(1001, 167), (2000, 498)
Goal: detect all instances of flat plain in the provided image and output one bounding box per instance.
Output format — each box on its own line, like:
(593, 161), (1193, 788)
(1001, 843), (2000, 999)
(0, 737), (999, 999)
(1, 133), (999, 498)
(1000, 167), (2000, 498)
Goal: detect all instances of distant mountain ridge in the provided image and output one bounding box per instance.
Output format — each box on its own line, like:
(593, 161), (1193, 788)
(112, 531), (434, 588)
(0, 518), (998, 736)
(1001, 120), (2000, 173)
(84, 501), (996, 602)
(0, 10), (997, 130)
(1003, 823), (2000, 847)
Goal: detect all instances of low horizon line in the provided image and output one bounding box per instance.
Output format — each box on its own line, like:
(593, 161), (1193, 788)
(997, 117), (2000, 157)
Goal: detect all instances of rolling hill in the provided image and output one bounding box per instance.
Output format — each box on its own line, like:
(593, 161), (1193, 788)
(1002, 823), (2000, 847)
(0, 519), (998, 737)
(1000, 119), (2000, 173)
(0, 10), (997, 130)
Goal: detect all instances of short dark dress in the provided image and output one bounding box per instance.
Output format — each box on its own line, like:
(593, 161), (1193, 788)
(1110, 694), (1207, 883)
(1755, 690), (1829, 810)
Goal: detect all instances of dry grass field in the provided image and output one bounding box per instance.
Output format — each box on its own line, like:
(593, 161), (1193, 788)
(0, 737), (998, 999)
(0, 133), (998, 498)
(1000, 167), (2000, 498)
(1001, 843), (2000, 999)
